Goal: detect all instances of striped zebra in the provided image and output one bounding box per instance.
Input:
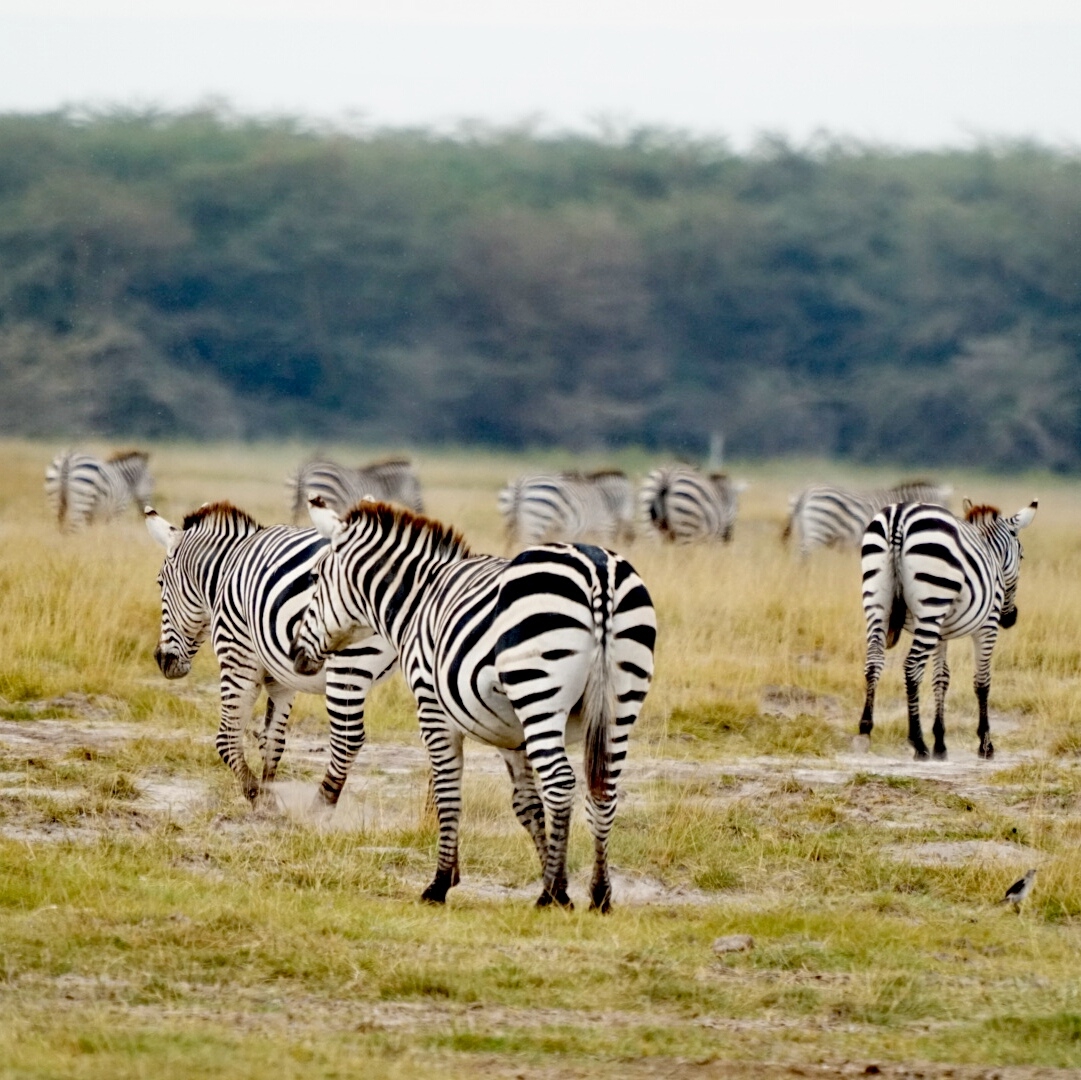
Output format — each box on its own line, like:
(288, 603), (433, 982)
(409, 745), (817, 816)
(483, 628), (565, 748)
(44, 449), (153, 532)
(784, 479), (950, 558)
(639, 465), (743, 544)
(145, 502), (397, 805)
(288, 457), (423, 522)
(291, 498), (656, 912)
(498, 471), (635, 548)
(859, 499), (1037, 760)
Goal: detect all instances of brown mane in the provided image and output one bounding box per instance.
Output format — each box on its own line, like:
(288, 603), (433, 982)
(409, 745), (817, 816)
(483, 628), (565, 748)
(587, 469), (627, 480)
(182, 501), (263, 532)
(341, 500), (471, 559)
(964, 503), (1001, 524)
(366, 456), (412, 468)
(107, 449), (149, 464)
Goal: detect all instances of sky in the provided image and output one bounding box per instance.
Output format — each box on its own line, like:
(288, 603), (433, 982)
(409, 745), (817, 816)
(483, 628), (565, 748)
(2, 0), (1080, 150)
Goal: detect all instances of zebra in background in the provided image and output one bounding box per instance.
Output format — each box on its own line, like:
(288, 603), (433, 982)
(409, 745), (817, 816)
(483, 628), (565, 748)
(784, 479), (950, 558)
(498, 470), (635, 547)
(292, 498), (656, 912)
(44, 449), (153, 532)
(145, 502), (397, 806)
(288, 457), (423, 522)
(639, 464), (743, 544)
(859, 498), (1037, 761)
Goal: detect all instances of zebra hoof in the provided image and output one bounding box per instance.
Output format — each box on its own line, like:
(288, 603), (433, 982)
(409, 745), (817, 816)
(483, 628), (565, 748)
(589, 887), (612, 914)
(421, 867), (457, 905)
(933, 749), (948, 762)
(912, 749), (930, 761)
(536, 888), (574, 910)
(979, 744), (995, 760)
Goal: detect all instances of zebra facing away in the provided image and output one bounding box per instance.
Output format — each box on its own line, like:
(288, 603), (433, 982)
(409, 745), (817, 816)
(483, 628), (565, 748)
(639, 465), (744, 544)
(288, 457), (423, 522)
(145, 502), (398, 805)
(291, 498), (657, 912)
(784, 480), (951, 558)
(44, 450), (153, 532)
(859, 498), (1037, 761)
(498, 471), (635, 548)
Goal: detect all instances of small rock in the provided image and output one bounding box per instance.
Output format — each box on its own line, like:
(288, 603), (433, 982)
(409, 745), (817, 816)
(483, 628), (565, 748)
(711, 934), (754, 955)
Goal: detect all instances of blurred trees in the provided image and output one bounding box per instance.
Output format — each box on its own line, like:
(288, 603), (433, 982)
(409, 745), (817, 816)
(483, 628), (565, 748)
(0, 110), (1078, 469)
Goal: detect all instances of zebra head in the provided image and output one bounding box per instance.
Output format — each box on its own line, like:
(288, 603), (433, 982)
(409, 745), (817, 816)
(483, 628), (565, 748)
(291, 497), (377, 676)
(963, 499), (1038, 629)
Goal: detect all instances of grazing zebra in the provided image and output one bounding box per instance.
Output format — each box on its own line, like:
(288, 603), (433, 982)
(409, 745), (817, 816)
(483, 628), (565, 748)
(44, 450), (153, 532)
(639, 465), (743, 544)
(859, 498), (1037, 760)
(288, 457), (423, 522)
(291, 498), (656, 912)
(498, 471), (635, 547)
(145, 502), (397, 805)
(784, 479), (950, 558)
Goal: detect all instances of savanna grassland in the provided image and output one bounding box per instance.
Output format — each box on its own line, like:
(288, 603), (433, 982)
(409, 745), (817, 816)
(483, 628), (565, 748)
(1, 438), (1080, 1080)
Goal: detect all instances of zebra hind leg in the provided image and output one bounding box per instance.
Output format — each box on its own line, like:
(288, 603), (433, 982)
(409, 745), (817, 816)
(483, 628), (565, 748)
(903, 637), (937, 760)
(930, 642), (950, 760)
(499, 748), (548, 872)
(526, 736), (576, 910)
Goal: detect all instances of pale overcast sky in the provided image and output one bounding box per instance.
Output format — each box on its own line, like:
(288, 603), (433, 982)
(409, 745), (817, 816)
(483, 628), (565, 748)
(2, 0), (1080, 149)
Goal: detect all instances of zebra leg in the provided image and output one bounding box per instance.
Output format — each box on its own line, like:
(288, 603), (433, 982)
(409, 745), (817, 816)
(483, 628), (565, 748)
(217, 668), (262, 803)
(524, 726), (576, 910)
(903, 634), (938, 760)
(859, 618), (887, 740)
(260, 685), (295, 782)
(417, 702), (465, 904)
(584, 779), (617, 914)
(317, 671), (369, 807)
(930, 642), (950, 761)
(498, 747), (548, 871)
(973, 628), (999, 759)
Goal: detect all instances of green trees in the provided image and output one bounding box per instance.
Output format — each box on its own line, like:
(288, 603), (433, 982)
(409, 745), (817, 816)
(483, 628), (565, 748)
(0, 110), (1078, 468)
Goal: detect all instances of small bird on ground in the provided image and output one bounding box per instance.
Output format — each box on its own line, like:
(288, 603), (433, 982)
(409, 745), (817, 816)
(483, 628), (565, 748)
(1001, 868), (1037, 912)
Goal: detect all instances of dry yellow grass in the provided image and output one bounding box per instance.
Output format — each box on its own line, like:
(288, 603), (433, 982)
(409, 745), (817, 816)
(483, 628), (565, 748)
(2, 437), (1081, 1078)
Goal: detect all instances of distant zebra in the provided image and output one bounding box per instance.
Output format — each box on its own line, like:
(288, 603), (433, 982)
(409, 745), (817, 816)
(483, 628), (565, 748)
(288, 458), (423, 522)
(292, 498), (656, 912)
(145, 502), (397, 805)
(639, 465), (743, 544)
(859, 499), (1037, 760)
(498, 471), (635, 547)
(784, 480), (950, 558)
(45, 450), (153, 532)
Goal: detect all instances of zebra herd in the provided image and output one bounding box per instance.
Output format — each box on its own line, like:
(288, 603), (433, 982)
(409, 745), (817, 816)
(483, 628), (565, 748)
(44, 449), (1038, 909)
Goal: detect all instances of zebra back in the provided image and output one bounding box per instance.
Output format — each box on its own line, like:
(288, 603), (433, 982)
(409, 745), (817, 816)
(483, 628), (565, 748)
(45, 449), (153, 532)
(498, 471), (633, 547)
(639, 465), (741, 543)
(288, 457), (423, 521)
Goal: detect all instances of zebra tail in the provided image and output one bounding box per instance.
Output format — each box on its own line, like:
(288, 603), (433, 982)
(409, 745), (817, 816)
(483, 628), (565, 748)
(886, 593), (907, 650)
(582, 613), (615, 800)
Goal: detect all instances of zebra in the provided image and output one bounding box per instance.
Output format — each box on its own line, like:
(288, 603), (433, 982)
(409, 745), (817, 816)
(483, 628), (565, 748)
(145, 501), (398, 805)
(291, 498), (656, 912)
(783, 479), (951, 558)
(288, 457), (423, 522)
(639, 465), (743, 544)
(859, 498), (1037, 761)
(44, 449), (153, 532)
(498, 471), (636, 548)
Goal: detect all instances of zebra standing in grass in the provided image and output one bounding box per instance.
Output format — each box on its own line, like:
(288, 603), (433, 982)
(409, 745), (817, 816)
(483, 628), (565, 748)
(859, 498), (1037, 761)
(44, 450), (153, 532)
(145, 502), (397, 805)
(292, 498), (656, 912)
(288, 458), (423, 522)
(784, 479), (950, 558)
(639, 464), (743, 544)
(498, 471), (636, 548)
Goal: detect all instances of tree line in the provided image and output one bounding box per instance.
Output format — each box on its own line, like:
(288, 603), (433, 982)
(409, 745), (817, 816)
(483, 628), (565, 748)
(0, 108), (1079, 469)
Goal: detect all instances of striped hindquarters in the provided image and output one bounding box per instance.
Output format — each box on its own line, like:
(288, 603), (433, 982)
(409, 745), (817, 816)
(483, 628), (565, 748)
(640, 465), (740, 543)
(289, 459), (422, 520)
(498, 472), (633, 546)
(45, 450), (151, 532)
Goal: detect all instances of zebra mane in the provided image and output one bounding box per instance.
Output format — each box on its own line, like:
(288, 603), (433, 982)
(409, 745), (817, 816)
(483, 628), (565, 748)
(367, 456), (412, 468)
(586, 469), (626, 480)
(341, 500), (471, 559)
(889, 477), (936, 492)
(963, 503), (1001, 526)
(107, 449), (149, 465)
(182, 501), (263, 533)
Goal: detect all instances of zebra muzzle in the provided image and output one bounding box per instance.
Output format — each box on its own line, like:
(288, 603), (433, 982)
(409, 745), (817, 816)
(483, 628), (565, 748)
(291, 643), (324, 676)
(154, 646), (191, 680)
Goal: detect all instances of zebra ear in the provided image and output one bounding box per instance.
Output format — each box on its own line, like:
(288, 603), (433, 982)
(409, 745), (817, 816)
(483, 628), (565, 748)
(144, 507), (181, 555)
(308, 495), (345, 540)
(962, 498), (973, 516)
(1012, 500), (1038, 531)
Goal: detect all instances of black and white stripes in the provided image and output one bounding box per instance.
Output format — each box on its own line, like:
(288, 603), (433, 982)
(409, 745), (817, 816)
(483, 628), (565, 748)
(291, 499), (656, 912)
(146, 502), (397, 805)
(639, 465), (743, 544)
(288, 457), (423, 521)
(45, 450), (153, 532)
(498, 471), (635, 547)
(858, 499), (1037, 760)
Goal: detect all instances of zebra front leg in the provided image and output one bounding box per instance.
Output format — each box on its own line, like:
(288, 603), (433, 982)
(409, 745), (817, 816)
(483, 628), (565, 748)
(417, 702), (464, 904)
(930, 642), (950, 761)
(317, 670), (369, 807)
(498, 747), (548, 871)
(217, 669), (263, 803)
(973, 628), (999, 759)
(525, 726), (576, 910)
(260, 685), (295, 782)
